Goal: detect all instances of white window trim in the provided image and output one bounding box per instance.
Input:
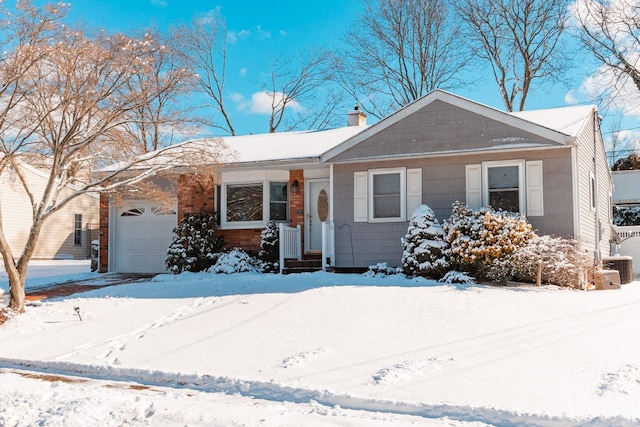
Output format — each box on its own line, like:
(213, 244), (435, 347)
(368, 167), (407, 223)
(481, 160), (526, 214)
(220, 180), (289, 229)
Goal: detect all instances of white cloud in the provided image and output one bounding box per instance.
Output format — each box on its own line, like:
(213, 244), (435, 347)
(228, 29), (250, 44)
(576, 66), (640, 118)
(233, 91), (304, 115)
(564, 90), (579, 105)
(239, 68), (247, 77)
(229, 92), (245, 103)
(256, 25), (271, 39)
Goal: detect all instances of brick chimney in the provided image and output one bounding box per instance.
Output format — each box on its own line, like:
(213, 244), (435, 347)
(347, 104), (367, 126)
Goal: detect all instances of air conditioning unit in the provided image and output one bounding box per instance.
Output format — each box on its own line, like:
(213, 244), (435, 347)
(603, 256), (633, 284)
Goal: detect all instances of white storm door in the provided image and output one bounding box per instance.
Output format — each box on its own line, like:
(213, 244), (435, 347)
(306, 179), (330, 253)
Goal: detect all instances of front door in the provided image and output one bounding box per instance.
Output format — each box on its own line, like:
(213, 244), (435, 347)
(306, 179), (330, 253)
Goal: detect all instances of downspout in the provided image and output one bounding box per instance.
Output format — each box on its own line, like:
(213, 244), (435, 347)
(593, 108), (602, 261)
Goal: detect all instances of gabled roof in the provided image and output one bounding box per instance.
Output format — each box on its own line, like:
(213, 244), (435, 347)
(321, 90), (596, 163)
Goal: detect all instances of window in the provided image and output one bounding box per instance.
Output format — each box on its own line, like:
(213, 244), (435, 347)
(467, 160), (543, 216)
(150, 206), (177, 216)
(354, 168), (415, 223)
(120, 207), (145, 217)
(269, 182), (288, 221)
(482, 161), (525, 213)
(487, 165), (520, 212)
(222, 181), (289, 227)
(372, 171), (402, 219)
(74, 214), (82, 246)
(226, 183), (263, 222)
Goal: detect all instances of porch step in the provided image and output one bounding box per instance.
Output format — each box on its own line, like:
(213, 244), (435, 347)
(283, 256), (323, 274)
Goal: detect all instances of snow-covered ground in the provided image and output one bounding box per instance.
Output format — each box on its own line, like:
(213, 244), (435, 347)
(1, 263), (640, 426)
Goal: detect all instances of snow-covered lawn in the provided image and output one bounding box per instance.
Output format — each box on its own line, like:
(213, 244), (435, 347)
(1, 265), (640, 426)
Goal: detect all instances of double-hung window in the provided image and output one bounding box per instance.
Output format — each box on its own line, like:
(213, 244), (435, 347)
(370, 168), (405, 221)
(466, 160), (543, 216)
(73, 214), (83, 246)
(354, 167), (421, 223)
(486, 163), (522, 212)
(222, 180), (289, 228)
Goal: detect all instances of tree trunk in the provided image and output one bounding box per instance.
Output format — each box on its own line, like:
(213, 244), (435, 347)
(2, 222), (44, 314)
(6, 263), (26, 313)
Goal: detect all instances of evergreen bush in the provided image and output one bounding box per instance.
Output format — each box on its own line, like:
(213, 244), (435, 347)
(258, 220), (279, 272)
(401, 205), (449, 279)
(165, 212), (224, 274)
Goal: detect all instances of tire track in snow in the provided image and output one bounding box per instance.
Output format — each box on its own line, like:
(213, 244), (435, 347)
(0, 358), (636, 427)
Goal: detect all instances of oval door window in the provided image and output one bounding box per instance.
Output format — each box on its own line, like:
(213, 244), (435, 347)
(317, 189), (329, 222)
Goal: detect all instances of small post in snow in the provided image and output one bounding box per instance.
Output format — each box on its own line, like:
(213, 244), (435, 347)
(74, 306), (82, 321)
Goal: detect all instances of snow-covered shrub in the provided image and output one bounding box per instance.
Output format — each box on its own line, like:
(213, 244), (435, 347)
(258, 220), (279, 273)
(486, 235), (595, 288)
(438, 271), (476, 286)
(364, 262), (402, 277)
(209, 248), (260, 274)
(165, 212), (224, 274)
(613, 205), (640, 226)
(443, 202), (535, 278)
(401, 204), (449, 279)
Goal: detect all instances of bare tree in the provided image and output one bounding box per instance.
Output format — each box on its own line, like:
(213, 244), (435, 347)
(454, 0), (571, 111)
(122, 29), (207, 153)
(0, 2), (230, 313)
(262, 49), (339, 133)
(172, 11), (236, 136)
(575, 0), (640, 104)
(337, 0), (470, 119)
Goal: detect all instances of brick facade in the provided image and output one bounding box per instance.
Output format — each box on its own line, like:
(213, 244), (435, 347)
(176, 170), (306, 252)
(177, 175), (215, 219)
(288, 170), (305, 248)
(99, 170), (308, 271)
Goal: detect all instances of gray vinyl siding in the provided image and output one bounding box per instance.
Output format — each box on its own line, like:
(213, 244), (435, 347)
(333, 149), (575, 268)
(330, 99), (560, 163)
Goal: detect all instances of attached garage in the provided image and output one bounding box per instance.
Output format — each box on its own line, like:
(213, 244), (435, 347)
(110, 201), (178, 273)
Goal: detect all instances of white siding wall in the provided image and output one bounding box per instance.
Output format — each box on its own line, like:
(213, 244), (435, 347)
(574, 111), (612, 258)
(0, 164), (99, 260)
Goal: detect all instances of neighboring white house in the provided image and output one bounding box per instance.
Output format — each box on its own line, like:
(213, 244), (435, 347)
(0, 160), (99, 260)
(612, 170), (640, 276)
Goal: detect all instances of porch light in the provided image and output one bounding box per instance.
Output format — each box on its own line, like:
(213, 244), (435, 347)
(290, 179), (299, 194)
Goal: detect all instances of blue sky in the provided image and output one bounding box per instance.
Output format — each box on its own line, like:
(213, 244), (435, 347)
(37, 1), (637, 147)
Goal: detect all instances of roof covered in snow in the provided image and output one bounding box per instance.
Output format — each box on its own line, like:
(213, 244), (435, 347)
(509, 104), (596, 137)
(215, 126), (369, 164)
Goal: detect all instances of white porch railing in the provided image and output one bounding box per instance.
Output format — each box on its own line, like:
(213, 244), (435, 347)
(279, 223), (301, 274)
(322, 222), (335, 271)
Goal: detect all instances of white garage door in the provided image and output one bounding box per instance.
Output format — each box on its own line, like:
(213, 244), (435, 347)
(112, 201), (178, 273)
